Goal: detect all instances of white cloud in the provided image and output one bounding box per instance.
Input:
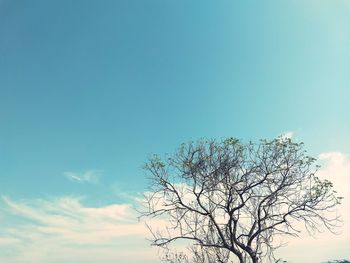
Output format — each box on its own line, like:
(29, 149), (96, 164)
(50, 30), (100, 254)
(140, 153), (350, 262)
(2, 152), (349, 263)
(0, 196), (161, 263)
(280, 131), (294, 140)
(0, 237), (19, 246)
(276, 151), (350, 262)
(63, 170), (102, 184)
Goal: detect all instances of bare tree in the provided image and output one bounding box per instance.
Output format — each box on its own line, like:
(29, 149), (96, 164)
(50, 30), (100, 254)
(141, 137), (342, 263)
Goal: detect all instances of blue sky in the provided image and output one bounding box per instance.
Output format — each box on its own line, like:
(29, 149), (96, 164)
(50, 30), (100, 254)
(0, 1), (349, 262)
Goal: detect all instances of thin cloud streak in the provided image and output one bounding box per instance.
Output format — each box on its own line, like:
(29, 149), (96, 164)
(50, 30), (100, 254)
(63, 170), (102, 184)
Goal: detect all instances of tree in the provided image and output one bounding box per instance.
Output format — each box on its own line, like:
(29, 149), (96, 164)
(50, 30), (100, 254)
(141, 137), (342, 263)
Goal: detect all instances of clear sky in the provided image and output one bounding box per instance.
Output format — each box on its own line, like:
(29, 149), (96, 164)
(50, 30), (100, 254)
(0, 1), (349, 262)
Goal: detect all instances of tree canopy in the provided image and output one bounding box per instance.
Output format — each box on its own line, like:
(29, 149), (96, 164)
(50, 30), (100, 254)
(141, 137), (341, 263)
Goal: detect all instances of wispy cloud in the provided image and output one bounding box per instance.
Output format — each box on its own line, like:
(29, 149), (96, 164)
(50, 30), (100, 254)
(0, 196), (160, 263)
(63, 170), (102, 184)
(111, 183), (141, 202)
(1, 153), (349, 263)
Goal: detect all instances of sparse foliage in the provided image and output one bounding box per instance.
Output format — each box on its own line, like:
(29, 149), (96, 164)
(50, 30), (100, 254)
(141, 137), (341, 263)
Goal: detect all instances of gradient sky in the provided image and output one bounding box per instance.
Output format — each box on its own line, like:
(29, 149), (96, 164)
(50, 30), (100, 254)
(0, 1), (349, 262)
